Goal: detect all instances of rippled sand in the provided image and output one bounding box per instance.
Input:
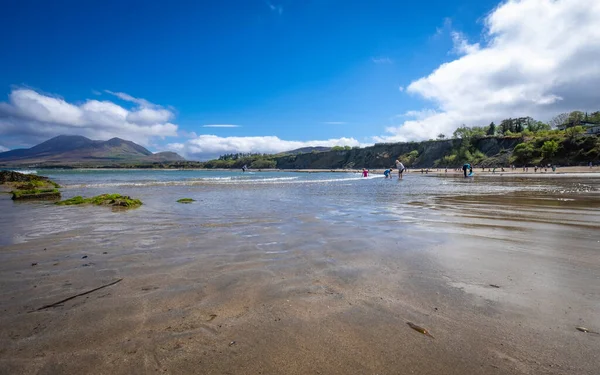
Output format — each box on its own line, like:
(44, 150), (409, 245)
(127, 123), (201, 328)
(1, 174), (599, 374)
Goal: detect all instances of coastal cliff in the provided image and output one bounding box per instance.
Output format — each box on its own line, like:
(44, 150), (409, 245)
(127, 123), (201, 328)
(275, 137), (523, 169)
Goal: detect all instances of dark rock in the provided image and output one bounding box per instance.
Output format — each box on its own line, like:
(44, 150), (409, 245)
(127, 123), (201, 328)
(0, 171), (46, 184)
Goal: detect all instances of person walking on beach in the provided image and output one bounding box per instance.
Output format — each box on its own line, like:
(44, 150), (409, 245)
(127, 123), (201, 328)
(395, 160), (405, 179)
(362, 168), (369, 177)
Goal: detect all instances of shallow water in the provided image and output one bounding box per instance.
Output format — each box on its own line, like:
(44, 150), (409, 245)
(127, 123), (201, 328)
(1, 170), (600, 374)
(2, 170), (599, 246)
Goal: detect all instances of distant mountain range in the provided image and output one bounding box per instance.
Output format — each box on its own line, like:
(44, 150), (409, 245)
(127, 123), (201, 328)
(0, 135), (185, 167)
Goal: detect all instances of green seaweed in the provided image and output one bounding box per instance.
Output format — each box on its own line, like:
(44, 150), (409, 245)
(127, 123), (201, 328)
(177, 198), (196, 203)
(56, 194), (142, 208)
(11, 188), (59, 199)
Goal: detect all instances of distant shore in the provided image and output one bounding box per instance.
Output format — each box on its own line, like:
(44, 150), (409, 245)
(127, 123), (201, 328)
(251, 166), (600, 176)
(3, 165), (600, 177)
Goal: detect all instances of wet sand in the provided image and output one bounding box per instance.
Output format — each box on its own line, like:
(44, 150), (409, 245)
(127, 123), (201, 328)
(1, 178), (599, 374)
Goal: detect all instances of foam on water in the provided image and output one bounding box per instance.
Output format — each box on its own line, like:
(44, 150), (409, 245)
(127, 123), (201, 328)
(5, 169), (37, 174)
(62, 174), (383, 188)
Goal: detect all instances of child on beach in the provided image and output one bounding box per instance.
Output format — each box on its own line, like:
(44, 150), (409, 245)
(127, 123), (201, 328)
(362, 168), (369, 177)
(384, 169), (391, 178)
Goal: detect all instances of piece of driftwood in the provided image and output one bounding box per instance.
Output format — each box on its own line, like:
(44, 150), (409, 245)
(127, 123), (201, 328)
(34, 278), (123, 311)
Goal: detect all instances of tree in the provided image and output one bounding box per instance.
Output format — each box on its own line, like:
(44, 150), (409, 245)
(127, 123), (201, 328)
(398, 150), (419, 166)
(565, 125), (585, 138)
(549, 113), (569, 128)
(527, 121), (550, 133)
(541, 140), (559, 159)
(453, 125), (485, 139)
(453, 125), (470, 139)
(499, 118), (513, 134)
(513, 142), (535, 163)
(250, 158), (276, 169)
(470, 126), (487, 138)
(437, 133), (446, 140)
(567, 111), (585, 126)
(487, 122), (496, 136)
(514, 119), (524, 133)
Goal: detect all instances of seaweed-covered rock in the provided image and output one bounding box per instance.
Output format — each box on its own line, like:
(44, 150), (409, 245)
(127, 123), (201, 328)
(0, 171), (45, 184)
(11, 189), (61, 200)
(3, 171), (62, 201)
(56, 194), (142, 208)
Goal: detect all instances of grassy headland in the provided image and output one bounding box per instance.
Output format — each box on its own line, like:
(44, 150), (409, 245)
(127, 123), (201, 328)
(200, 112), (600, 169)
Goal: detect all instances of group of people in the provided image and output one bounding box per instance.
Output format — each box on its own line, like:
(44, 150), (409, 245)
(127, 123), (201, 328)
(363, 159), (406, 179)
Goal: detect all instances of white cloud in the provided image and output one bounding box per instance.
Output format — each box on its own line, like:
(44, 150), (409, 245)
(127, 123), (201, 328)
(202, 124), (241, 128)
(322, 121), (347, 125)
(0, 88), (178, 147)
(398, 86), (404, 92)
(104, 90), (153, 107)
(126, 107), (173, 125)
(450, 31), (480, 55)
(169, 135), (365, 160)
(179, 130), (198, 138)
(380, 0), (600, 142)
(266, 1), (283, 15)
(372, 57), (393, 64)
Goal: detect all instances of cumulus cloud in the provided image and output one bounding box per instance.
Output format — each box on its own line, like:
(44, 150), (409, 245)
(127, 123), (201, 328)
(379, 0), (600, 142)
(169, 135), (364, 160)
(0, 88), (178, 147)
(450, 31), (480, 55)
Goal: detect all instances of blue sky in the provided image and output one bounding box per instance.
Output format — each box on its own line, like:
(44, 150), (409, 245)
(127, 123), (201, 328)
(1, 0), (599, 159)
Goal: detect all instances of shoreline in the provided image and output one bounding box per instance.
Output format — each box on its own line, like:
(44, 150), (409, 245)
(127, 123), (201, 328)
(4, 165), (600, 175)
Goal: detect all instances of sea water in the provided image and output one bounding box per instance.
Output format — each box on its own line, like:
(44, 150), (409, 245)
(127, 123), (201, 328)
(1, 169), (599, 246)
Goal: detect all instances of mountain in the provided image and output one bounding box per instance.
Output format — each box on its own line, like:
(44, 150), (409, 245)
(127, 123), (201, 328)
(0, 135), (185, 166)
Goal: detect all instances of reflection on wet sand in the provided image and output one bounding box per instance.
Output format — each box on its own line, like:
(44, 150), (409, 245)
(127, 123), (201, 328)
(1, 174), (599, 374)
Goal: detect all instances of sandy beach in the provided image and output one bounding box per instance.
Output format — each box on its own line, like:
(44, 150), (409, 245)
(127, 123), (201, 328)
(1, 171), (599, 374)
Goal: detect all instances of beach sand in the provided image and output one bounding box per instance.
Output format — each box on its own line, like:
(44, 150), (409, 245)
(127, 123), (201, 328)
(1, 177), (599, 374)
